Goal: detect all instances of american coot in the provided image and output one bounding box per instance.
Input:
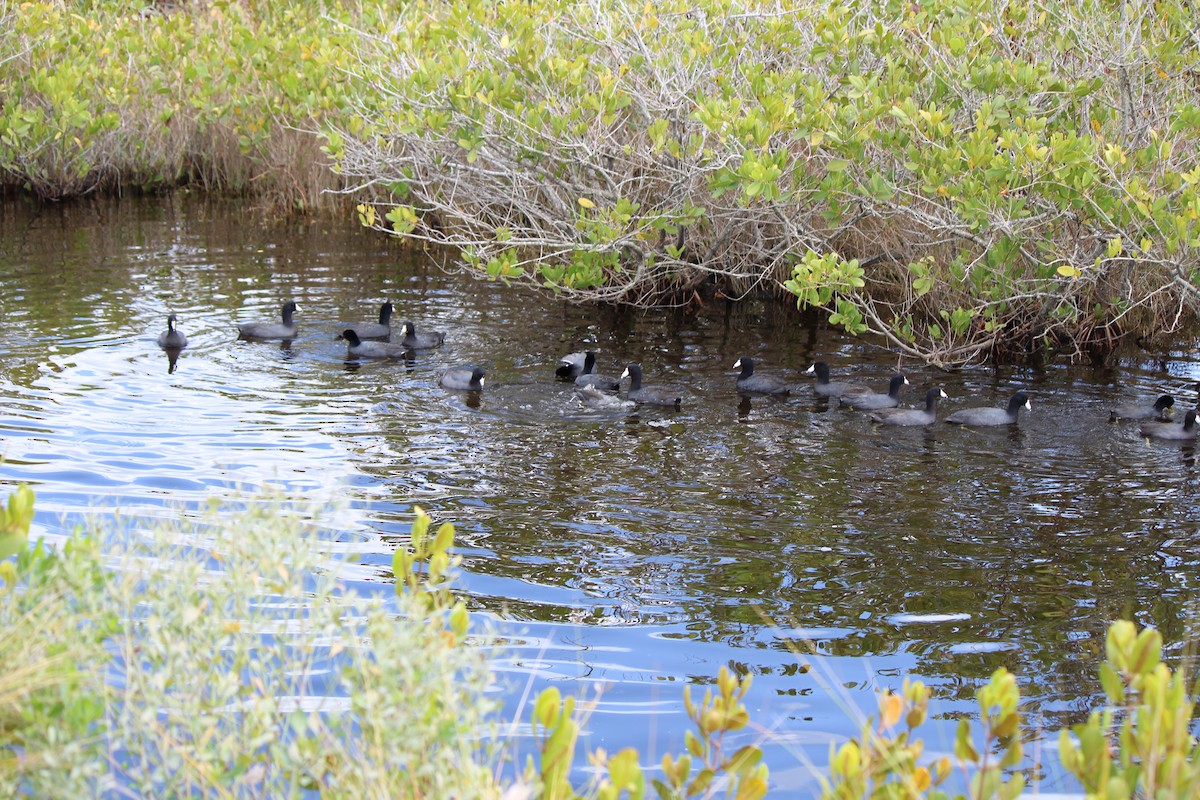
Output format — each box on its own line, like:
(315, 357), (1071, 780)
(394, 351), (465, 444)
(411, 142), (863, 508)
(575, 384), (635, 410)
(237, 301), (300, 340)
(806, 361), (868, 398)
(400, 321), (446, 350)
(340, 329), (410, 359)
(1110, 394), (1174, 422)
(156, 314), (187, 349)
(574, 352), (621, 391)
(342, 301), (394, 341)
(620, 364), (683, 407)
(1140, 408), (1198, 440)
(869, 387), (946, 426)
(946, 391), (1031, 426)
(556, 351), (587, 380)
(840, 374), (909, 410)
(439, 366), (485, 390)
(733, 358), (793, 395)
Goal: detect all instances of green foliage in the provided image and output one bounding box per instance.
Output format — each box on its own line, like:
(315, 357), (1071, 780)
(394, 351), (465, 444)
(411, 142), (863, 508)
(1, 494), (502, 798)
(393, 504), (464, 620)
(822, 669), (1024, 800)
(1, 534), (113, 796)
(1059, 620), (1200, 798)
(328, 0), (1200, 361)
(532, 686), (581, 800)
(0, 484), (34, 559)
(525, 665), (768, 800)
(820, 619), (1200, 800)
(0, 0), (357, 205)
(784, 251), (868, 335)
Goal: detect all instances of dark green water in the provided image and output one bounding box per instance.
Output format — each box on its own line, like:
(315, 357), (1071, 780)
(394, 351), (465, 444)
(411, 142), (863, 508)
(2, 196), (1198, 794)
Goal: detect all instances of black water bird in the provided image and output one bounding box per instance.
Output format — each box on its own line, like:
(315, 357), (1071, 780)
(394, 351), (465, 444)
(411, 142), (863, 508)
(156, 314), (187, 349)
(840, 374), (909, 410)
(237, 301), (299, 340)
(733, 358), (793, 395)
(1140, 408), (1198, 441)
(621, 364), (683, 407)
(439, 366), (485, 390)
(342, 301), (394, 341)
(869, 387), (946, 426)
(556, 351), (587, 380)
(575, 384), (635, 410)
(340, 329), (410, 359)
(399, 321), (446, 350)
(1110, 394), (1174, 422)
(946, 391), (1031, 427)
(806, 361), (868, 398)
(574, 352), (621, 391)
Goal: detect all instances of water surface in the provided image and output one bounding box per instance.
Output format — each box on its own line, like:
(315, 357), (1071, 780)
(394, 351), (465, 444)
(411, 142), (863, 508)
(2, 196), (1199, 793)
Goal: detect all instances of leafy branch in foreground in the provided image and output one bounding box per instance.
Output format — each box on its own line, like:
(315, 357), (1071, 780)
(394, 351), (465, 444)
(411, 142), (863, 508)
(1059, 620), (1200, 797)
(821, 619), (1200, 800)
(525, 665), (768, 800)
(2, 493), (502, 799)
(0, 483), (34, 560)
(821, 669), (1023, 800)
(333, 0), (1200, 365)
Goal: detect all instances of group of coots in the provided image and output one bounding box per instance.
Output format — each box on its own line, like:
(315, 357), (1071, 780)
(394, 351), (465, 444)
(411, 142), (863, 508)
(158, 301), (1198, 441)
(571, 351), (1194, 441)
(159, 300), (478, 390)
(738, 356), (1195, 439)
(720, 357), (1034, 429)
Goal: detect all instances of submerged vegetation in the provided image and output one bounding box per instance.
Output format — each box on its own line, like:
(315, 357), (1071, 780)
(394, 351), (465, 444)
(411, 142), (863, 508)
(2, 0), (1199, 360)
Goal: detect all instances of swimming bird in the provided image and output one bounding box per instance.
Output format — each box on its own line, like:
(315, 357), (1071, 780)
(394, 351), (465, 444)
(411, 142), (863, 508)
(342, 301), (394, 341)
(946, 391), (1031, 427)
(156, 314), (187, 349)
(237, 301), (299, 340)
(399, 321), (446, 350)
(340, 329), (410, 359)
(556, 351), (587, 380)
(840, 374), (909, 410)
(1110, 394), (1174, 422)
(806, 361), (868, 398)
(869, 387), (946, 426)
(574, 352), (621, 391)
(621, 364), (683, 407)
(1140, 408), (1198, 440)
(733, 358), (793, 395)
(439, 366), (485, 390)
(575, 384), (635, 410)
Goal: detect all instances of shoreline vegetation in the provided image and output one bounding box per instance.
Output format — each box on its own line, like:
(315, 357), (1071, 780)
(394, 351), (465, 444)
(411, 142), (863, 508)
(2, 1), (1199, 365)
(4, 487), (1200, 798)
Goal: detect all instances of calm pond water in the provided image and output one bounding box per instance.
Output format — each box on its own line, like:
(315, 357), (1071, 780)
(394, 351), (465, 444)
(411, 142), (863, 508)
(2, 196), (1200, 793)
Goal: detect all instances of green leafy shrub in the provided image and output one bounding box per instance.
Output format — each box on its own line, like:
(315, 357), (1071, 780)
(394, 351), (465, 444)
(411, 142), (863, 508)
(821, 619), (1200, 800)
(1059, 620), (1200, 798)
(0, 0), (357, 207)
(331, 0), (1200, 363)
(0, 483), (34, 559)
(821, 669), (1024, 800)
(1, 494), (503, 798)
(0, 535), (112, 796)
(524, 665), (769, 800)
